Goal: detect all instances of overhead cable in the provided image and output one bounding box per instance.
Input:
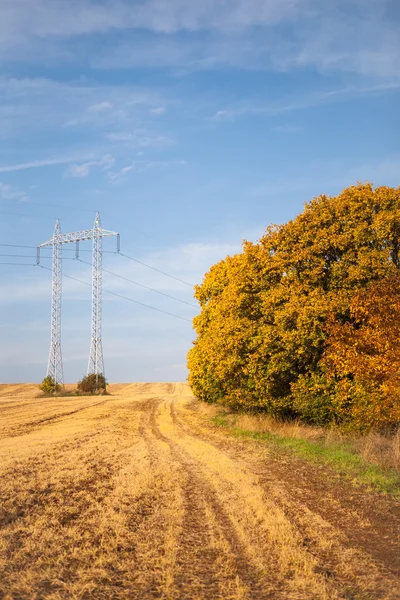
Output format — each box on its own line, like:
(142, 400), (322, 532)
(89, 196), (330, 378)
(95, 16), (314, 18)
(0, 243), (196, 286)
(38, 265), (192, 323)
(77, 258), (197, 308)
(0, 210), (57, 220)
(23, 200), (97, 213)
(119, 251), (194, 287)
(0, 262), (38, 266)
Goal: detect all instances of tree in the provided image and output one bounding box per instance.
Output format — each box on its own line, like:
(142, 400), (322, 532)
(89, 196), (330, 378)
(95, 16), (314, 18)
(188, 184), (400, 428)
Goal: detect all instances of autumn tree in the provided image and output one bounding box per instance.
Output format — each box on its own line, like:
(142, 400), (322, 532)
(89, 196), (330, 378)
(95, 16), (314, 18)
(188, 184), (400, 428)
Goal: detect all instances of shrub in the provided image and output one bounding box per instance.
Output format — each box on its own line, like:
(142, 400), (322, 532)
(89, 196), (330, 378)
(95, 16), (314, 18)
(39, 376), (62, 395)
(291, 373), (335, 426)
(77, 373), (107, 394)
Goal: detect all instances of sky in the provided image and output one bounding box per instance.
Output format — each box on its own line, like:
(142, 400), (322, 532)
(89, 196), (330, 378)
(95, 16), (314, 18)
(0, 0), (399, 383)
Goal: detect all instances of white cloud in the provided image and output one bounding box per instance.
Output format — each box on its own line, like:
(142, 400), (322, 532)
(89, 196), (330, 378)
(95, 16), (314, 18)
(212, 82), (400, 121)
(108, 159), (186, 182)
(0, 156), (88, 173)
(106, 130), (174, 148)
(0, 1), (397, 79)
(0, 77), (164, 140)
(66, 154), (115, 178)
(68, 163), (91, 178)
(109, 165), (134, 180)
(0, 182), (28, 201)
(251, 154), (400, 200)
(283, 11), (400, 79)
(151, 107), (166, 115)
(98, 154), (115, 170)
(88, 101), (114, 112)
(0, 0), (305, 40)
(88, 3), (400, 79)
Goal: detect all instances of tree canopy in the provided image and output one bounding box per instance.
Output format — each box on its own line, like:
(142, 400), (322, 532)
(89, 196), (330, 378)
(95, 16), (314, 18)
(187, 184), (400, 429)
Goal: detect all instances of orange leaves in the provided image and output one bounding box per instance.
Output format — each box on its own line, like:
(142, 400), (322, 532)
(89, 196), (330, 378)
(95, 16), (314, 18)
(323, 275), (400, 427)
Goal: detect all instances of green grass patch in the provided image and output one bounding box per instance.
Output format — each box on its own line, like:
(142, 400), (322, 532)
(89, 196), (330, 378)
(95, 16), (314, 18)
(211, 417), (400, 495)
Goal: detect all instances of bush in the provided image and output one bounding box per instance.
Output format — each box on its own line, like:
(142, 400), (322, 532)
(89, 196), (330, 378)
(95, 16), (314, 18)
(40, 376), (62, 395)
(291, 374), (335, 426)
(77, 373), (107, 394)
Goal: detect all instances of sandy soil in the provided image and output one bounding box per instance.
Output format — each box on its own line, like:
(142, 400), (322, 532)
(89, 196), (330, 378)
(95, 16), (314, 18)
(0, 383), (399, 599)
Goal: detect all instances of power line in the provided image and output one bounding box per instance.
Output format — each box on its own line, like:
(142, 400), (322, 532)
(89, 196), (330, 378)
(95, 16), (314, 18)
(0, 210), (56, 220)
(38, 265), (193, 323)
(0, 243), (38, 249)
(0, 262), (37, 266)
(0, 243), (102, 253)
(23, 200), (97, 213)
(77, 258), (197, 308)
(119, 251), (194, 287)
(0, 254), (41, 258)
(0, 254), (52, 258)
(0, 243), (196, 286)
(0, 254), (76, 260)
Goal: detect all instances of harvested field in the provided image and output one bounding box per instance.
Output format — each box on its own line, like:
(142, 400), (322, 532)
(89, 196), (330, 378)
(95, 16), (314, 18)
(0, 383), (399, 599)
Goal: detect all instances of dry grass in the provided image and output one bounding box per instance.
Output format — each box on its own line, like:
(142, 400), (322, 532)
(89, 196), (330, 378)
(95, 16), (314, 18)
(205, 408), (400, 472)
(355, 428), (400, 471)
(0, 383), (399, 599)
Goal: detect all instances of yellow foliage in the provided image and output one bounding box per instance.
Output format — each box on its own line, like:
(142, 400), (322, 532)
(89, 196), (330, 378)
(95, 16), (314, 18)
(188, 183), (400, 428)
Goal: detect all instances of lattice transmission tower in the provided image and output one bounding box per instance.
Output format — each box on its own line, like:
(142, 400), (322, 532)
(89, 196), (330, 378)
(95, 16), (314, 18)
(38, 212), (119, 387)
(38, 219), (64, 387)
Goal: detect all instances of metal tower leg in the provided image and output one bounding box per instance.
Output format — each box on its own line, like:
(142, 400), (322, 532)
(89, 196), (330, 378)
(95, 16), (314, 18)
(47, 219), (64, 388)
(88, 212), (104, 386)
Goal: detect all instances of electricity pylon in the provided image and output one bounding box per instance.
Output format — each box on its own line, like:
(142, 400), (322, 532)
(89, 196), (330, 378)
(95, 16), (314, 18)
(38, 213), (119, 388)
(88, 212), (110, 385)
(38, 219), (64, 388)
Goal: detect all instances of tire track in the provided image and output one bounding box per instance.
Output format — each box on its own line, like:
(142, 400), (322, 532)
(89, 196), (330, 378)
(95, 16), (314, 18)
(146, 396), (277, 600)
(3, 398), (110, 438)
(170, 395), (400, 599)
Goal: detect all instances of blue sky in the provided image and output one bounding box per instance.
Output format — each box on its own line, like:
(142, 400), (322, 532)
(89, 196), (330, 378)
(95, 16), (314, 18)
(0, 0), (399, 383)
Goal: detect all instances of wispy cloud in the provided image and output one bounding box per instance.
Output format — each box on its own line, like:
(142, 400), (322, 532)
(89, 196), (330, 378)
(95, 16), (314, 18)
(87, 101), (114, 112)
(251, 154), (400, 200)
(151, 107), (166, 116)
(0, 1), (398, 79)
(0, 156), (89, 173)
(109, 159), (186, 182)
(66, 154), (115, 178)
(0, 182), (28, 201)
(0, 0), (304, 40)
(106, 130), (174, 148)
(87, 3), (400, 79)
(212, 82), (400, 121)
(0, 77), (164, 139)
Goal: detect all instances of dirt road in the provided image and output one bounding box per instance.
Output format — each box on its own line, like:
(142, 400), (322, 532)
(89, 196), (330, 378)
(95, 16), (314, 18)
(0, 383), (399, 599)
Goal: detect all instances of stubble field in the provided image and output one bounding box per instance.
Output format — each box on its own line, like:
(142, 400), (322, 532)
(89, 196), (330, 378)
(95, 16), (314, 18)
(0, 383), (399, 599)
